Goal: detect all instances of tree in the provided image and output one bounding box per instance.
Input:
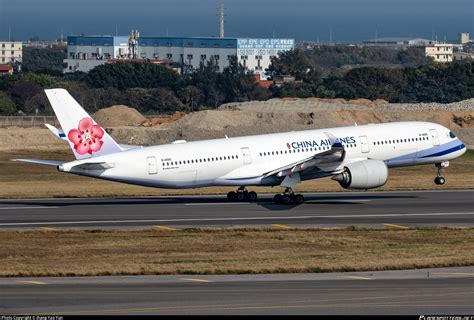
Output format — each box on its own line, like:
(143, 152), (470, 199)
(0, 92), (16, 115)
(85, 62), (181, 90)
(150, 88), (184, 114)
(220, 56), (259, 102)
(22, 47), (67, 73)
(179, 86), (204, 112)
(267, 48), (315, 81)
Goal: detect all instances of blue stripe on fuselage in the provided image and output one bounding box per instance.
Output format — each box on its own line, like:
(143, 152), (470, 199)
(420, 143), (465, 158)
(388, 139), (464, 162)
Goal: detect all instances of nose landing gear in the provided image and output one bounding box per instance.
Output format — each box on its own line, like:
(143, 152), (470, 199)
(227, 187), (258, 202)
(434, 162), (448, 185)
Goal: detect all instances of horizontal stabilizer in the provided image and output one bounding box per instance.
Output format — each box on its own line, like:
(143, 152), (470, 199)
(45, 123), (67, 140)
(12, 159), (64, 166)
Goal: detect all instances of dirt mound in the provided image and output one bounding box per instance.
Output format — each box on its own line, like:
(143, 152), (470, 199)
(140, 112), (186, 127)
(93, 105), (146, 127)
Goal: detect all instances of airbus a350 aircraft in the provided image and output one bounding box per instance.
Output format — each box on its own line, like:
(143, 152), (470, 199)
(15, 89), (466, 204)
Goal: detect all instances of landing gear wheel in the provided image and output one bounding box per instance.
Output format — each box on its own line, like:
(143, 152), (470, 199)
(434, 176), (446, 185)
(227, 191), (236, 201)
(294, 194), (305, 204)
(273, 194), (283, 204)
(248, 191), (258, 202)
(236, 192), (245, 201)
(281, 195), (291, 204)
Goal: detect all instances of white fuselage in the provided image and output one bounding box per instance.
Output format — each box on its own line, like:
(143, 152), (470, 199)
(59, 121), (466, 189)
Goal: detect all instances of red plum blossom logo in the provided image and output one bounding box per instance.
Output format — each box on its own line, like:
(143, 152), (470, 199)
(68, 118), (104, 155)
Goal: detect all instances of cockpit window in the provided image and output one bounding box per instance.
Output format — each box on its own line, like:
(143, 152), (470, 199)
(449, 131), (456, 139)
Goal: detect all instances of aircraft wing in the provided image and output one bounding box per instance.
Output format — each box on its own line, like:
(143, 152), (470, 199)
(263, 132), (346, 178)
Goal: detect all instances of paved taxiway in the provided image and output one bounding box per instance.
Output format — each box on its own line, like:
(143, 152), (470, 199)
(1, 267), (473, 315)
(0, 190), (473, 229)
(0, 190), (474, 229)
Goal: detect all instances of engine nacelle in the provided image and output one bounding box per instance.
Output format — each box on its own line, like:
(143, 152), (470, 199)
(332, 159), (388, 189)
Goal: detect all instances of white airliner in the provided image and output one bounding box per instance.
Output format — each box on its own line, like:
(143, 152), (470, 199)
(15, 89), (467, 204)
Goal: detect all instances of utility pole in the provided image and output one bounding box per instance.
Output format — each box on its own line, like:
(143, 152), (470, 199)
(219, 3), (225, 38)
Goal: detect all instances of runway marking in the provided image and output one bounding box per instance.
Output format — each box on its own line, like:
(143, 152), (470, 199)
(307, 199), (373, 203)
(435, 272), (474, 276)
(18, 281), (47, 285)
(383, 223), (411, 230)
(271, 223), (291, 229)
(153, 225), (177, 231)
(179, 278), (213, 283)
(0, 211), (473, 227)
(185, 203), (251, 206)
(342, 276), (374, 280)
(40, 227), (58, 232)
(0, 206), (59, 210)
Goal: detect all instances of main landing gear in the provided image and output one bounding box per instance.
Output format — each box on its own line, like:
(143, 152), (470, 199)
(434, 162), (447, 185)
(227, 186), (258, 202)
(273, 187), (304, 205)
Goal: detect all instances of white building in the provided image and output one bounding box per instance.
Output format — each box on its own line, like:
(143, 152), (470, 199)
(458, 32), (470, 45)
(425, 43), (453, 62)
(63, 35), (294, 79)
(0, 41), (22, 64)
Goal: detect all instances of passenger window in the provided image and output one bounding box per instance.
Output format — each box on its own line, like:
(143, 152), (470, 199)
(449, 131), (456, 138)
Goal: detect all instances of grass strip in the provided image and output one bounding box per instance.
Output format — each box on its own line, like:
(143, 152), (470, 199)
(0, 227), (473, 277)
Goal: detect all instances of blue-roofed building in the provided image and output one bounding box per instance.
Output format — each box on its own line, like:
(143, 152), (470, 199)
(63, 34), (294, 79)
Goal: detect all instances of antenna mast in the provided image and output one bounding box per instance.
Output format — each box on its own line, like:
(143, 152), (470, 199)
(219, 4), (225, 38)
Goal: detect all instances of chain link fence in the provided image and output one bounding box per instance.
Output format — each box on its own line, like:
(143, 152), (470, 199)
(0, 115), (163, 128)
(0, 116), (60, 128)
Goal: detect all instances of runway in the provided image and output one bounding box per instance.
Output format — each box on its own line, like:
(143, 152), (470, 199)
(1, 267), (473, 315)
(0, 190), (473, 229)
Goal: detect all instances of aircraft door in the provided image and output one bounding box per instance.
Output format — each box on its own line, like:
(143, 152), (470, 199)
(241, 147), (252, 165)
(147, 156), (158, 175)
(430, 129), (440, 146)
(359, 135), (370, 153)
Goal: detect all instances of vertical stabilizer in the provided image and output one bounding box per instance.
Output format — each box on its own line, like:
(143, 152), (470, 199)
(45, 89), (122, 160)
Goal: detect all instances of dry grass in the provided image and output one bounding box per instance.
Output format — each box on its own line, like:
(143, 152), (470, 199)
(0, 150), (472, 199)
(0, 228), (473, 277)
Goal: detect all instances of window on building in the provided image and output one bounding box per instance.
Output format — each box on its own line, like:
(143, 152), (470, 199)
(187, 54), (193, 60)
(200, 54), (206, 60)
(213, 55), (220, 60)
(166, 53), (172, 59)
(227, 55), (233, 61)
(241, 55), (248, 60)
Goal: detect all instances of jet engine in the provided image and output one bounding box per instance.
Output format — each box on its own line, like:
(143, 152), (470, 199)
(332, 159), (388, 189)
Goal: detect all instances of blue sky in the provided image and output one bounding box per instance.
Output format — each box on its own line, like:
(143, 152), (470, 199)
(0, 0), (472, 42)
